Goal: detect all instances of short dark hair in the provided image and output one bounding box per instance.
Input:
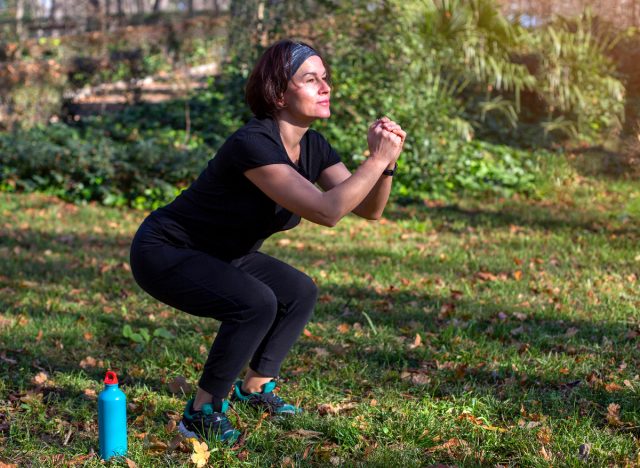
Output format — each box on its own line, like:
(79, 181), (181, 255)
(245, 39), (330, 118)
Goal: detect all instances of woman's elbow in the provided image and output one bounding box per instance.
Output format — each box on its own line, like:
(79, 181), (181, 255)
(321, 213), (341, 227)
(354, 208), (383, 220)
(311, 208), (341, 227)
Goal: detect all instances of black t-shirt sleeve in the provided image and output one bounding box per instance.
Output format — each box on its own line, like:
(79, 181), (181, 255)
(308, 130), (342, 182)
(322, 139), (342, 170)
(230, 133), (290, 173)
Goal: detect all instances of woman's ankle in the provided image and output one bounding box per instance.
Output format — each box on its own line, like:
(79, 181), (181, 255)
(192, 387), (222, 412)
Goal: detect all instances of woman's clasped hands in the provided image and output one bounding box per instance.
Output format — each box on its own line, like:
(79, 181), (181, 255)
(367, 116), (406, 165)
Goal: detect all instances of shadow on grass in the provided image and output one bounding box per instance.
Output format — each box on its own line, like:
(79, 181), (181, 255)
(2, 217), (638, 432)
(306, 285), (640, 417)
(386, 203), (640, 238)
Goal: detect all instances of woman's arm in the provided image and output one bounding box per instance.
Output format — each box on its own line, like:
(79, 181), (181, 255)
(316, 162), (393, 220)
(317, 117), (406, 220)
(244, 121), (403, 227)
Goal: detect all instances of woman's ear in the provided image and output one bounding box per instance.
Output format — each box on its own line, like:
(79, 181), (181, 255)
(276, 94), (287, 109)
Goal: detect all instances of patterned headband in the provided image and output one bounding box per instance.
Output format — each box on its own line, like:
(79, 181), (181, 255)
(287, 44), (319, 80)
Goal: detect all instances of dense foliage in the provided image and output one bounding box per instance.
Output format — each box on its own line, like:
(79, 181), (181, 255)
(0, 0), (634, 207)
(0, 121), (209, 209)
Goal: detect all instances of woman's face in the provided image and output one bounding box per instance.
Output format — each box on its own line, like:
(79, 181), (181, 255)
(280, 55), (331, 123)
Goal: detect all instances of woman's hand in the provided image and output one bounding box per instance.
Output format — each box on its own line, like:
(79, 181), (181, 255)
(367, 117), (406, 165)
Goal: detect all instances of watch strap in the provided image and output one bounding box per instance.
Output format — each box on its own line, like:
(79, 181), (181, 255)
(382, 162), (398, 176)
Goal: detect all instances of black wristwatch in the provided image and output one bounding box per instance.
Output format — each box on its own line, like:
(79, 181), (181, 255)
(382, 162), (398, 176)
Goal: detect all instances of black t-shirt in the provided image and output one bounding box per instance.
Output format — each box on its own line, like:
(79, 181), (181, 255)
(150, 116), (342, 261)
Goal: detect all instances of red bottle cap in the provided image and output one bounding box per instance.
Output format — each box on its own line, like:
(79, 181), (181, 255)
(104, 371), (118, 384)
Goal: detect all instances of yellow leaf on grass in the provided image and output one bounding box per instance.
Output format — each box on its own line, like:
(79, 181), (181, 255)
(32, 371), (48, 386)
(409, 333), (422, 349)
(190, 440), (210, 467)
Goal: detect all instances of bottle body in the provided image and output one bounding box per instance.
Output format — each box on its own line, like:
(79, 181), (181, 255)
(98, 383), (127, 460)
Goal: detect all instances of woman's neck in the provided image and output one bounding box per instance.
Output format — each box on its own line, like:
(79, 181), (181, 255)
(275, 114), (311, 158)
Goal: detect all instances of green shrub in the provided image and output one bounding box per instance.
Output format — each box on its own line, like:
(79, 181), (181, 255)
(0, 123), (211, 209)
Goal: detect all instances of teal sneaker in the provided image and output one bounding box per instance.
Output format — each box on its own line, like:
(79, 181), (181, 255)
(178, 399), (241, 443)
(231, 380), (302, 415)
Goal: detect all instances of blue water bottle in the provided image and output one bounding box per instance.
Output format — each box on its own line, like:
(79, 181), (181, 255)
(98, 370), (127, 460)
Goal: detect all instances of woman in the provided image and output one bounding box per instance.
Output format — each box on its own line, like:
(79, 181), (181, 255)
(129, 39), (405, 443)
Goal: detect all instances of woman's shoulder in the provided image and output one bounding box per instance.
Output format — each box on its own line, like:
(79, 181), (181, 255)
(304, 128), (332, 151)
(233, 116), (280, 142)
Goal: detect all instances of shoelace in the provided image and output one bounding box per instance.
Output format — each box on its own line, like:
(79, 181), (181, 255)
(252, 391), (287, 412)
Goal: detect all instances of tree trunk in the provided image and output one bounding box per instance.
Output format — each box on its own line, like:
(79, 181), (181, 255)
(16, 0), (26, 41)
(212, 0), (219, 15)
(49, 0), (56, 21)
(188, 0), (194, 16)
(87, 0), (101, 31)
(136, 0), (144, 15)
(153, 0), (161, 13)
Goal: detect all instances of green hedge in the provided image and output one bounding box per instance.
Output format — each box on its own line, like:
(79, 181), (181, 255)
(0, 122), (210, 209)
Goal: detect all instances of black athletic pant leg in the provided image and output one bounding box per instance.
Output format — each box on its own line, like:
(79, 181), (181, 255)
(130, 228), (317, 400)
(231, 252), (318, 377)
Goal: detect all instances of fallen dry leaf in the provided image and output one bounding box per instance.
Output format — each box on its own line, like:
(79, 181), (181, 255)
(125, 458), (137, 468)
(143, 434), (168, 454)
(578, 443), (591, 461)
(539, 445), (552, 461)
(303, 328), (322, 342)
(605, 382), (623, 392)
(285, 428), (323, 439)
(167, 433), (189, 453)
(311, 347), (330, 358)
(166, 420), (176, 433)
(32, 371), (49, 386)
(190, 439), (210, 467)
(565, 327), (579, 338)
(537, 427), (552, 445)
(606, 403), (622, 426)
(79, 356), (103, 369)
(409, 333), (422, 349)
(476, 271), (499, 282)
(167, 376), (192, 395)
(317, 402), (358, 416)
(426, 437), (469, 454)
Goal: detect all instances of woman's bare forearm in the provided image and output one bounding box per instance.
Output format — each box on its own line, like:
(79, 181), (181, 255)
(319, 156), (392, 226)
(352, 170), (393, 220)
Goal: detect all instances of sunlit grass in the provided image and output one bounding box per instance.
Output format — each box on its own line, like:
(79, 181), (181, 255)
(1, 169), (639, 466)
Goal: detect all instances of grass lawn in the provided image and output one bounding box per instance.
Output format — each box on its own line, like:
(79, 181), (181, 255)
(1, 162), (639, 466)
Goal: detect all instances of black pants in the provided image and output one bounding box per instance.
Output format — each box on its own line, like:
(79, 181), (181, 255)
(129, 217), (318, 400)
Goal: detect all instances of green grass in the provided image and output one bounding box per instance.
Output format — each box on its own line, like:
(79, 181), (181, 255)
(1, 164), (639, 466)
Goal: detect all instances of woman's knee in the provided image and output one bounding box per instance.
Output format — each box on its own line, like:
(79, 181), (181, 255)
(293, 273), (319, 307)
(240, 288), (279, 325)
